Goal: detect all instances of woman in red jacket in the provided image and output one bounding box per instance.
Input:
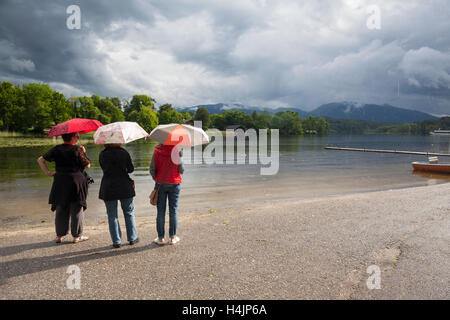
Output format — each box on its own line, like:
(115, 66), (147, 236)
(150, 144), (184, 245)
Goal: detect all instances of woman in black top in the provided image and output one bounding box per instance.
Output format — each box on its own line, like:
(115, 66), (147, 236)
(99, 144), (138, 248)
(37, 132), (91, 243)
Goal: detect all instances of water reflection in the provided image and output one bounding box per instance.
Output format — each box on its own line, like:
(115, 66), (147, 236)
(411, 170), (450, 182)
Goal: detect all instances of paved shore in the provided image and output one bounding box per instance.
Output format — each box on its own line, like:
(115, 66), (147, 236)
(1, 183), (449, 299)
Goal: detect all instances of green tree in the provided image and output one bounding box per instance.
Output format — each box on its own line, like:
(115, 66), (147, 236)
(93, 97), (125, 123)
(136, 106), (159, 133)
(22, 83), (54, 132)
(50, 92), (72, 125)
(272, 111), (303, 135)
(78, 97), (101, 119)
(97, 113), (111, 125)
(127, 110), (138, 122)
(252, 110), (257, 122)
(125, 95), (155, 119)
(211, 113), (226, 130)
(222, 110), (255, 129)
(258, 111), (273, 129)
(0, 81), (13, 130)
(158, 104), (172, 113)
(107, 97), (122, 111)
(67, 97), (80, 118)
(91, 94), (101, 106)
(194, 107), (211, 129)
(316, 117), (329, 135)
(302, 116), (317, 133)
(183, 111), (192, 120)
(158, 104), (184, 124)
(0, 81), (25, 132)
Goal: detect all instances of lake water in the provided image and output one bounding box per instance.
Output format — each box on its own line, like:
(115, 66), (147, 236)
(1, 134), (449, 226)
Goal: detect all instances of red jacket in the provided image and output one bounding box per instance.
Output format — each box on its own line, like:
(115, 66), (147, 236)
(152, 145), (182, 184)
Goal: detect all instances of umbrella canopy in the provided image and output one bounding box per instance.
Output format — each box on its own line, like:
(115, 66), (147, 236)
(149, 124), (209, 146)
(47, 118), (103, 137)
(93, 121), (149, 145)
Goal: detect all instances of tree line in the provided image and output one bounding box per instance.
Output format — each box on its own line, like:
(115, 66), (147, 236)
(0, 81), (329, 136)
(207, 110), (329, 135)
(327, 117), (450, 135)
(375, 117), (450, 135)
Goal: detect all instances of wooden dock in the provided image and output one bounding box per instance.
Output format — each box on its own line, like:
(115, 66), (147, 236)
(324, 146), (450, 157)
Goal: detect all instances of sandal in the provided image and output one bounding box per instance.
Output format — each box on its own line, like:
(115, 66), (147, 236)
(73, 235), (89, 243)
(55, 236), (64, 243)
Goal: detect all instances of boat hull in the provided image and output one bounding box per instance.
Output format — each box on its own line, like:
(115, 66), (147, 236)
(412, 162), (450, 174)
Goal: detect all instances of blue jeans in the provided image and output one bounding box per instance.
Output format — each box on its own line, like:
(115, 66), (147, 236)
(104, 198), (138, 245)
(156, 183), (181, 238)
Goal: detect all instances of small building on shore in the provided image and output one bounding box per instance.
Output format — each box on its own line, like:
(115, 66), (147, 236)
(430, 129), (450, 136)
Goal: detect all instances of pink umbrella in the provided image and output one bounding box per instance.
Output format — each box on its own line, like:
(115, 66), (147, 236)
(93, 122), (149, 144)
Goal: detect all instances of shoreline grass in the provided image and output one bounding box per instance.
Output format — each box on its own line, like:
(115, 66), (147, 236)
(0, 131), (95, 148)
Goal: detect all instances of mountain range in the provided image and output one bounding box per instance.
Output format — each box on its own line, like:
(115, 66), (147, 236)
(176, 102), (438, 124)
(177, 103), (310, 117)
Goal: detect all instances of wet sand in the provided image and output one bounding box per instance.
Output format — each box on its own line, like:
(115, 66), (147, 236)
(1, 183), (449, 299)
(3, 163), (450, 230)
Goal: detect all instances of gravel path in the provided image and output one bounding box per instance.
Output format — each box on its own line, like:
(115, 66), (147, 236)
(1, 183), (449, 299)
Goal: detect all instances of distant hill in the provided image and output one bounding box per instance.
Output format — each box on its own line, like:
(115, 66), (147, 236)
(177, 102), (437, 124)
(177, 103), (309, 118)
(310, 102), (437, 124)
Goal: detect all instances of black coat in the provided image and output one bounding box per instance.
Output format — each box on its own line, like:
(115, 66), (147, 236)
(99, 146), (135, 201)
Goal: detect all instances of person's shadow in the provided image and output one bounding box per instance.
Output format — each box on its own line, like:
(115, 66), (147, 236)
(0, 241), (160, 285)
(0, 240), (64, 257)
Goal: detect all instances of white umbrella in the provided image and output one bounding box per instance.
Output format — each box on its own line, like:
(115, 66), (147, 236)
(149, 124), (209, 146)
(93, 121), (149, 144)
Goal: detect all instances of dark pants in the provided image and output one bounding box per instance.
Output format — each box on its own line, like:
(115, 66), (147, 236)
(55, 202), (84, 237)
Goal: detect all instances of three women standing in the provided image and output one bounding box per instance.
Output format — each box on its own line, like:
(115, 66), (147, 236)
(38, 133), (184, 248)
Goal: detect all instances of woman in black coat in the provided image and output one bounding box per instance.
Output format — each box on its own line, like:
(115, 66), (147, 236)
(99, 144), (138, 248)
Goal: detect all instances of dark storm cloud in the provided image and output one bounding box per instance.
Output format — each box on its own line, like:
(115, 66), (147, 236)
(0, 0), (449, 114)
(0, 0), (155, 96)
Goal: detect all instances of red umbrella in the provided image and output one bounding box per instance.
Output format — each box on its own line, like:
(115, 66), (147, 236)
(46, 118), (103, 138)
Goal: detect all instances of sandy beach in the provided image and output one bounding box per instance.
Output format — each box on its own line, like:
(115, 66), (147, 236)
(1, 183), (449, 300)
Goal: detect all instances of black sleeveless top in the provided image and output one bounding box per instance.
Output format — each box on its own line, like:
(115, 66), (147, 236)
(42, 144), (91, 211)
(43, 144), (90, 173)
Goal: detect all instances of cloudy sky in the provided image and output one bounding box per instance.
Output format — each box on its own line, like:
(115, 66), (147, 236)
(0, 0), (449, 115)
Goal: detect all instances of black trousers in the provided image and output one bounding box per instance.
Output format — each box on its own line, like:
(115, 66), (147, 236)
(55, 202), (84, 237)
